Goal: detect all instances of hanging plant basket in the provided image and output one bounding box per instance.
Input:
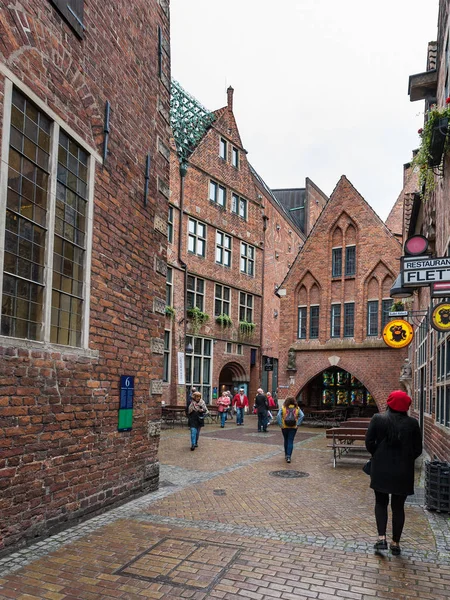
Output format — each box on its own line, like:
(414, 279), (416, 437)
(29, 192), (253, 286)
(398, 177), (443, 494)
(216, 313), (233, 328)
(187, 307), (209, 334)
(428, 117), (449, 167)
(165, 306), (175, 319)
(239, 320), (255, 338)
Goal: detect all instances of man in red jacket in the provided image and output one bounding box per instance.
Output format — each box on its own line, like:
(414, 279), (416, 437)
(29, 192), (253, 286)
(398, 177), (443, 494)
(232, 387), (249, 425)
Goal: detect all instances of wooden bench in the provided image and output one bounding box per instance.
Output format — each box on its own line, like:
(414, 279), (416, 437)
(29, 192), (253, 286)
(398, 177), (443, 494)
(161, 405), (187, 428)
(326, 427), (369, 468)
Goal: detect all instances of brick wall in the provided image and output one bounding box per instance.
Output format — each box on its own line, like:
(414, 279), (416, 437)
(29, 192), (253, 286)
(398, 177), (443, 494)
(0, 0), (170, 553)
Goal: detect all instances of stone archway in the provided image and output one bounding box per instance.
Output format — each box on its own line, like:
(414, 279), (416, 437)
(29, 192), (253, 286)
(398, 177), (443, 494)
(297, 366), (378, 418)
(218, 362), (248, 396)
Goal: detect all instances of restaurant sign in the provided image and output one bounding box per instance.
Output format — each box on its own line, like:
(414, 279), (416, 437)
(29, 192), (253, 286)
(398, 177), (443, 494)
(402, 256), (450, 287)
(382, 319), (414, 349)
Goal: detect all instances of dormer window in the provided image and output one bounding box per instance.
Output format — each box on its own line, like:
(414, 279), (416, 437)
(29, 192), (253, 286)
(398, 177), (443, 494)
(219, 137), (227, 160)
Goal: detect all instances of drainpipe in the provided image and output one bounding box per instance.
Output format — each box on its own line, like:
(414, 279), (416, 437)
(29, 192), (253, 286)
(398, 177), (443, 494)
(261, 213), (268, 390)
(178, 161), (189, 404)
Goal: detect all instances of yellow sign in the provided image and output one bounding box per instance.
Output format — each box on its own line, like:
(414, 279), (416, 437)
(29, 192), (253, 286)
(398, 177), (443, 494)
(431, 303), (450, 332)
(382, 319), (414, 349)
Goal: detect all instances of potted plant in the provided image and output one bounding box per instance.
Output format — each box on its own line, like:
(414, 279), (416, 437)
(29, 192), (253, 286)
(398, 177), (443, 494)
(187, 306), (209, 334)
(165, 305), (175, 319)
(216, 313), (232, 328)
(239, 320), (255, 338)
(413, 97), (450, 199)
(390, 301), (406, 313)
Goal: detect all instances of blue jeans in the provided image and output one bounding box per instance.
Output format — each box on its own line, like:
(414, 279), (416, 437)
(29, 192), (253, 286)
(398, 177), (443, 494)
(220, 411), (227, 427)
(190, 427), (200, 446)
(282, 428), (297, 457)
(236, 407), (244, 425)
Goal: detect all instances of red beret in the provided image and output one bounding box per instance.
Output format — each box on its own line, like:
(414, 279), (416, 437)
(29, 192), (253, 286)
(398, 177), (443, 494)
(387, 390), (411, 413)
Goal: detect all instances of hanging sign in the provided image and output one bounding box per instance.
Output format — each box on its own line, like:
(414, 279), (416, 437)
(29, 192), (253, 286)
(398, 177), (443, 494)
(382, 319), (414, 349)
(431, 303), (450, 332)
(402, 256), (450, 287)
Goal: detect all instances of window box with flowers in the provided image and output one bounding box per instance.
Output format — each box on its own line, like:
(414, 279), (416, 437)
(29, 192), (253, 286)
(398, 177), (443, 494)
(187, 307), (209, 334)
(413, 98), (450, 199)
(216, 313), (233, 328)
(238, 320), (255, 338)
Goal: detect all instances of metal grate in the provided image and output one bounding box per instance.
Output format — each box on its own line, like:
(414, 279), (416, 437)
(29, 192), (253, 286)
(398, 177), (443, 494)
(269, 470), (309, 479)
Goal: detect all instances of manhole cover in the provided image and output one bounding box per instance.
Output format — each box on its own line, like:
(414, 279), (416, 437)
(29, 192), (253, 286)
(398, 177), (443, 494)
(213, 489), (227, 496)
(269, 470), (309, 479)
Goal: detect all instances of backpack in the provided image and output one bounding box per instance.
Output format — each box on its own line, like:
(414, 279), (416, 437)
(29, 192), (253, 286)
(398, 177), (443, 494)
(284, 406), (297, 427)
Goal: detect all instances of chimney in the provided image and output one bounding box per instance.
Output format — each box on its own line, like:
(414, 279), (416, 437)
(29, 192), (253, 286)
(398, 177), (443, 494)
(227, 86), (234, 111)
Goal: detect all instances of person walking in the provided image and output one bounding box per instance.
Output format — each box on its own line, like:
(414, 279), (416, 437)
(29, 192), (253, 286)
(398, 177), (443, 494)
(266, 391), (277, 426)
(277, 397), (304, 462)
(188, 391), (207, 451)
(217, 390), (231, 428)
(232, 387), (249, 425)
(365, 390), (422, 555)
(254, 388), (269, 432)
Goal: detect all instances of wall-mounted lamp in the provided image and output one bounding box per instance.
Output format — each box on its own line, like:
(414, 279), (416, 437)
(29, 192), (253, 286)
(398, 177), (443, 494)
(390, 274), (414, 299)
(274, 310), (278, 318)
(185, 342), (193, 353)
(276, 224), (281, 231)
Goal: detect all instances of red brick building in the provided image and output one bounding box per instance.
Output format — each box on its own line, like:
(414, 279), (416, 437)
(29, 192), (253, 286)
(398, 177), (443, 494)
(403, 0), (450, 460)
(277, 176), (407, 413)
(165, 84), (305, 405)
(0, 0), (170, 553)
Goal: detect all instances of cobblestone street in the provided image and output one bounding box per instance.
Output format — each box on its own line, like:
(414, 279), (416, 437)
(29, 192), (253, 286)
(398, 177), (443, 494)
(1, 419), (450, 599)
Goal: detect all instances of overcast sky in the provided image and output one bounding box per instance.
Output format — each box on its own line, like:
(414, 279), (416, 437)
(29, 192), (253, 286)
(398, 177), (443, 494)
(170, 1), (439, 222)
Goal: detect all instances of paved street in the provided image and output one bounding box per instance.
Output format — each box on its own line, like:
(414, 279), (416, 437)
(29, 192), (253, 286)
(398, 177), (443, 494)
(1, 418), (450, 599)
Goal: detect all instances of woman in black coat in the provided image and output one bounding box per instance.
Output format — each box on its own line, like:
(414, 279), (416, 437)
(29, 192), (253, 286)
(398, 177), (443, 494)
(365, 390), (422, 555)
(254, 388), (269, 432)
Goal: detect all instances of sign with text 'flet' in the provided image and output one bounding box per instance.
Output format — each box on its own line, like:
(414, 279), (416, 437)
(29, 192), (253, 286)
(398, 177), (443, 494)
(402, 256), (450, 287)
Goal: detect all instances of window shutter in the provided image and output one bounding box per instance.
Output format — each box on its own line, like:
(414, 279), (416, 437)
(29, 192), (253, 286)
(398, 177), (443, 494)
(50, 0), (85, 38)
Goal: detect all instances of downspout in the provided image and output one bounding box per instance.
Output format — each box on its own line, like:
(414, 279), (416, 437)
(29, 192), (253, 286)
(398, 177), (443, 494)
(260, 213), (269, 388)
(178, 161), (188, 397)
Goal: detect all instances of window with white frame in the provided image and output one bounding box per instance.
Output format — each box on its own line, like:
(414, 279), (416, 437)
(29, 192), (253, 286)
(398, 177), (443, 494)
(185, 336), (212, 404)
(240, 242), (254, 276)
(188, 218), (206, 257)
(209, 180), (226, 208)
(163, 329), (171, 382)
(367, 300), (378, 336)
(214, 284), (230, 316)
(216, 230), (231, 266)
(232, 193), (247, 219)
(167, 205), (173, 244)
(298, 306), (307, 339)
(345, 246), (356, 276)
(237, 344), (243, 355)
(166, 266), (173, 307)
(331, 304), (341, 338)
(226, 342), (232, 353)
(310, 305), (319, 339)
(415, 321), (428, 418)
(0, 87), (93, 347)
(232, 147), (239, 168)
(187, 275), (204, 311)
(344, 302), (354, 337)
(332, 247), (342, 277)
(239, 292), (253, 323)
(219, 137), (227, 160)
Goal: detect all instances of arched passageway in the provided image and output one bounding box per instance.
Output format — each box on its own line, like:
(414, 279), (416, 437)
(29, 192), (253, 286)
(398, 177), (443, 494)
(218, 362), (249, 396)
(297, 366), (378, 418)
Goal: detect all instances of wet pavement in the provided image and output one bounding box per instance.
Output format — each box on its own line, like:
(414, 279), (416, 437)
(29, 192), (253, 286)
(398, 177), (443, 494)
(1, 417), (450, 599)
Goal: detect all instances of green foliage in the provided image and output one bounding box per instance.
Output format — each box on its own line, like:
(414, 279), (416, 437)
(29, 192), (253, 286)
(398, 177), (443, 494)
(187, 307), (209, 334)
(413, 102), (450, 200)
(165, 305), (175, 319)
(239, 320), (255, 337)
(216, 313), (233, 328)
(390, 301), (405, 312)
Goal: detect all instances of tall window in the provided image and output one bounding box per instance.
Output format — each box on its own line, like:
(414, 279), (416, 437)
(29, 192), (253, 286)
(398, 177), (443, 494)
(209, 180), (226, 208)
(166, 266), (173, 307)
(185, 336), (212, 404)
(167, 205), (173, 244)
(332, 247), (342, 277)
(345, 246), (356, 276)
(344, 302), (355, 337)
(216, 230), (231, 266)
(219, 137), (227, 159)
(331, 304), (341, 338)
(232, 193), (247, 219)
(232, 147), (239, 168)
(240, 242), (255, 276)
(381, 298), (392, 330)
(367, 300), (378, 336)
(310, 305), (320, 339)
(188, 218), (206, 257)
(298, 307), (307, 339)
(187, 275), (205, 311)
(1, 88), (91, 347)
(50, 0), (85, 38)
(215, 284), (230, 316)
(239, 292), (253, 323)
(163, 330), (171, 382)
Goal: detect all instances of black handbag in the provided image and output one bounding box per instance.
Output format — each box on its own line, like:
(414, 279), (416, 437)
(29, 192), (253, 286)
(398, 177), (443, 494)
(362, 459), (371, 475)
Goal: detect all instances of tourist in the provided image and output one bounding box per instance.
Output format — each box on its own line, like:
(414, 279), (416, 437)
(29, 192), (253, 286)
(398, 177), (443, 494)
(277, 397), (304, 462)
(232, 387), (249, 425)
(188, 391), (207, 451)
(365, 390), (422, 555)
(217, 390), (231, 428)
(266, 391), (277, 425)
(254, 388), (269, 432)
